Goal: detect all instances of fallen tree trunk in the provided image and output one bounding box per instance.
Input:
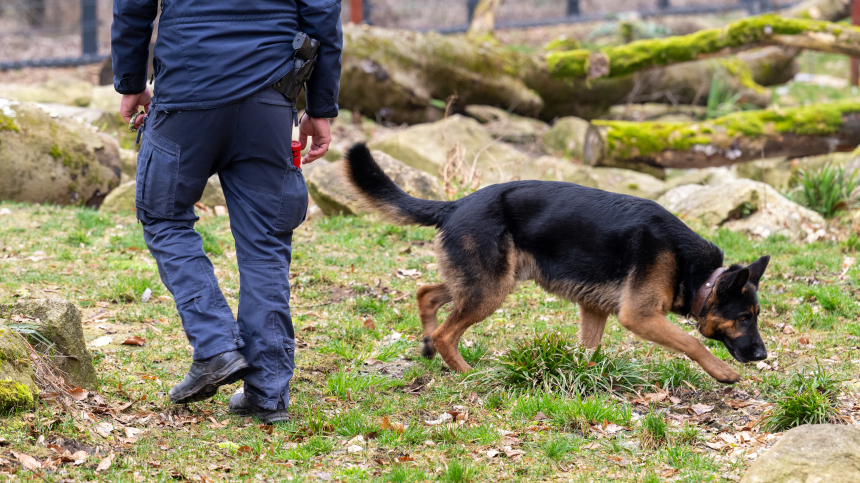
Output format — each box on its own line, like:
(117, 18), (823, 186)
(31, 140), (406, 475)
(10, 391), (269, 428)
(590, 100), (860, 169)
(547, 14), (860, 80)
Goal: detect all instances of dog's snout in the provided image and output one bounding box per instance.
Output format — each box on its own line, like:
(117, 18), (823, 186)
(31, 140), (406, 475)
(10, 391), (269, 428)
(751, 346), (767, 361)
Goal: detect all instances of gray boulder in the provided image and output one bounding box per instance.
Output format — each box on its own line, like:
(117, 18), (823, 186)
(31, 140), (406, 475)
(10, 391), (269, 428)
(306, 151), (445, 216)
(369, 114), (525, 184)
(658, 179), (825, 241)
(0, 100), (122, 207)
(1, 299), (97, 390)
(591, 167), (666, 200)
(665, 167), (737, 190)
(464, 105), (549, 144)
(0, 328), (37, 412)
(0, 78), (94, 107)
(741, 424), (860, 483)
(101, 176), (226, 214)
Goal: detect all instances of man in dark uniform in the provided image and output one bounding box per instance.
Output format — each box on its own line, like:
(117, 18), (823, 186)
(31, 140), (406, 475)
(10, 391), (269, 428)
(111, 0), (342, 423)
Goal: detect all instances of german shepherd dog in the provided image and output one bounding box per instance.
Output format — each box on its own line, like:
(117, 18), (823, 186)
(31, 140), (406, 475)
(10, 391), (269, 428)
(343, 144), (770, 383)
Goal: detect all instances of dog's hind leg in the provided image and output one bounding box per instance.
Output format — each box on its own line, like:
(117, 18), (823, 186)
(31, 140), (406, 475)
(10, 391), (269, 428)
(578, 304), (609, 349)
(432, 291), (506, 372)
(417, 283), (453, 358)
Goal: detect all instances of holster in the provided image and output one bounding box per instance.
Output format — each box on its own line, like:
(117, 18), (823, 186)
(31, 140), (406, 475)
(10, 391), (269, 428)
(273, 32), (320, 102)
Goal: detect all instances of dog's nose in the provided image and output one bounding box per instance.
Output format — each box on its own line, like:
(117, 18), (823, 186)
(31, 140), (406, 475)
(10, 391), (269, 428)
(751, 347), (767, 361)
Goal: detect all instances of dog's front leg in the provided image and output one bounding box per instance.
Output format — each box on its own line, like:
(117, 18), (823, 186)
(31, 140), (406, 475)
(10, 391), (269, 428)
(617, 309), (741, 384)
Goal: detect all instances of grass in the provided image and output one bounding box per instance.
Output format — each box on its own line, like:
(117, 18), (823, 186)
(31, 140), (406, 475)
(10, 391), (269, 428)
(790, 164), (858, 218)
(761, 364), (844, 432)
(471, 332), (646, 394)
(639, 411), (669, 449)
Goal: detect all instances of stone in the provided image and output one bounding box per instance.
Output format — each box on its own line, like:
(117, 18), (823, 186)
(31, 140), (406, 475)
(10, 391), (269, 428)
(733, 158), (794, 191)
(0, 100), (122, 207)
(119, 148), (137, 177)
(100, 177), (226, 214)
(0, 328), (37, 412)
(665, 167), (737, 190)
(591, 167), (667, 200)
(99, 180), (136, 214)
(464, 105), (549, 144)
(89, 85), (123, 113)
(543, 116), (599, 163)
(0, 78), (94, 107)
(306, 151), (445, 216)
(0, 299), (97, 390)
(657, 179), (825, 241)
(369, 115), (525, 184)
(740, 424), (860, 483)
(512, 156), (598, 188)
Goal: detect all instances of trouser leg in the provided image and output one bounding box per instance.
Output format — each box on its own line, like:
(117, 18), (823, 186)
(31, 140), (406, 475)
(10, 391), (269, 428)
(135, 107), (244, 361)
(220, 89), (307, 410)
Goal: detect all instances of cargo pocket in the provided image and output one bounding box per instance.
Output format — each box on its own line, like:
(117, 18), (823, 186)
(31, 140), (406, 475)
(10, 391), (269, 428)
(135, 130), (181, 219)
(272, 169), (309, 235)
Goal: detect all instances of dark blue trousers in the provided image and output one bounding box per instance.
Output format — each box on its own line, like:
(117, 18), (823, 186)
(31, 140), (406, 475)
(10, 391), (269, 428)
(135, 88), (307, 410)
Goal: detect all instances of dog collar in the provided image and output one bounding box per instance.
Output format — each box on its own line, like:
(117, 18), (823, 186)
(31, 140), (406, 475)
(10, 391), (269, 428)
(689, 267), (726, 321)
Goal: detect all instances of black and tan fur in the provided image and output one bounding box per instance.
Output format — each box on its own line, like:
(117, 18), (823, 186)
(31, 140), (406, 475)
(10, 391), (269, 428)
(343, 144), (769, 383)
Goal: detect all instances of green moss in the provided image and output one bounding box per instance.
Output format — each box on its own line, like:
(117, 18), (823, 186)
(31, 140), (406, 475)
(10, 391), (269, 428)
(0, 378), (35, 412)
(0, 115), (18, 132)
(548, 14), (853, 79)
(717, 58), (767, 94)
(594, 99), (860, 159)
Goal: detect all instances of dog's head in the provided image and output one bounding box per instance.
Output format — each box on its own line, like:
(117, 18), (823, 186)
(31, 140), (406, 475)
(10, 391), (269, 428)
(698, 255), (770, 363)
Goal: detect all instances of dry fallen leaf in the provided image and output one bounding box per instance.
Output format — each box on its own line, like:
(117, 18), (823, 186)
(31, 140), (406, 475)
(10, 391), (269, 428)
(96, 452), (114, 472)
(122, 336), (146, 346)
(798, 336), (810, 345)
(68, 387), (88, 401)
(90, 335), (113, 347)
(362, 317), (376, 330)
(72, 451), (87, 465)
(691, 403), (714, 415)
(12, 451), (41, 471)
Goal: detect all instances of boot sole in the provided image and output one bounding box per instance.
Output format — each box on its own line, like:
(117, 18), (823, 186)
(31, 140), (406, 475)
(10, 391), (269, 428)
(170, 358), (251, 405)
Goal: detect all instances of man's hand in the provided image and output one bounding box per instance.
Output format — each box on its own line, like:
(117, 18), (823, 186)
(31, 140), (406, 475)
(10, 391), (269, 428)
(120, 88), (152, 130)
(298, 115), (331, 164)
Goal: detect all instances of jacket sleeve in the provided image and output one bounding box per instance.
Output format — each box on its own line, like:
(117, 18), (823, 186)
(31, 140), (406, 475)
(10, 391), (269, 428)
(111, 0), (159, 95)
(297, 0), (343, 118)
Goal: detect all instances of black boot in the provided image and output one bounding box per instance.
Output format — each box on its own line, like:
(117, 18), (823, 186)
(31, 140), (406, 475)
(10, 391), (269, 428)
(168, 350), (250, 404)
(228, 392), (290, 424)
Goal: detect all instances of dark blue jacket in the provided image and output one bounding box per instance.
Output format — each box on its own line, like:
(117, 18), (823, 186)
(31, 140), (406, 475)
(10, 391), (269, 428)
(111, 0), (342, 118)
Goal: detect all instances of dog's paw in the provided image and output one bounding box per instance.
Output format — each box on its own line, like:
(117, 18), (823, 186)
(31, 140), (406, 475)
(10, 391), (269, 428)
(420, 336), (436, 359)
(714, 368), (741, 385)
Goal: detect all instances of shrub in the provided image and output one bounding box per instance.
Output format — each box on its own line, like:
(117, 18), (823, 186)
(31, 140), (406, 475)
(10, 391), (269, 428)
(471, 332), (645, 394)
(791, 164), (858, 218)
(761, 363), (843, 431)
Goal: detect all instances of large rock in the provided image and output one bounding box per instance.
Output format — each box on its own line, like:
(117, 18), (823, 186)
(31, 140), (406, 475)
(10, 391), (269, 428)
(0, 78), (94, 107)
(89, 85), (124, 113)
(0, 328), (37, 412)
(658, 179), (825, 241)
(306, 151), (445, 216)
(0, 99), (122, 207)
(516, 156), (598, 188)
(464, 105), (549, 145)
(665, 167), (737, 190)
(100, 176), (226, 214)
(0, 299), (97, 390)
(741, 424), (860, 483)
(591, 167), (666, 200)
(369, 115), (526, 184)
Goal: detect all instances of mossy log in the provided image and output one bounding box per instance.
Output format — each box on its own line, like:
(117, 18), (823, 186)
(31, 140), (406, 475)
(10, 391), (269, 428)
(339, 24), (773, 123)
(548, 14), (860, 80)
(591, 100), (860, 169)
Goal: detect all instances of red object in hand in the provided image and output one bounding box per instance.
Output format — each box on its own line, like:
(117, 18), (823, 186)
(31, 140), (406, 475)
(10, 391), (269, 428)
(291, 140), (302, 169)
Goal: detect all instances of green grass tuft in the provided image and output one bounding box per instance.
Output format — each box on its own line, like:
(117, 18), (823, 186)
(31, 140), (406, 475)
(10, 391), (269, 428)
(790, 164), (858, 218)
(471, 332), (645, 394)
(640, 411), (669, 449)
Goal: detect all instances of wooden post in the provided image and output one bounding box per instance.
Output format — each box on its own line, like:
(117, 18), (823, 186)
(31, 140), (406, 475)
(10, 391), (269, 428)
(852, 0), (860, 87)
(350, 0), (364, 24)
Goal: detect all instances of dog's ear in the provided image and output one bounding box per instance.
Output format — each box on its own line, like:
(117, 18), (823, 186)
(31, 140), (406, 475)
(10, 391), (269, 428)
(718, 268), (750, 296)
(747, 255), (770, 288)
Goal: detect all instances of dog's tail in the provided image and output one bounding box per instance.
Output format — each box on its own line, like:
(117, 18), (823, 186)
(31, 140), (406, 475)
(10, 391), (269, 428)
(343, 143), (453, 227)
